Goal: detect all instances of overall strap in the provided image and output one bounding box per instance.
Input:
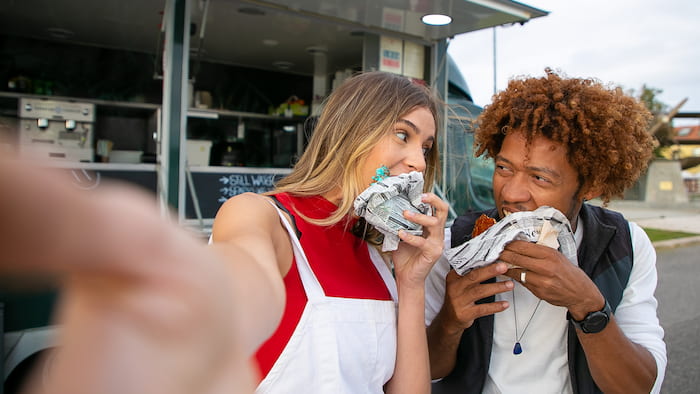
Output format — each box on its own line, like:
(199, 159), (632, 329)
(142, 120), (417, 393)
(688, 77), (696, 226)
(266, 198), (326, 301)
(269, 194), (302, 239)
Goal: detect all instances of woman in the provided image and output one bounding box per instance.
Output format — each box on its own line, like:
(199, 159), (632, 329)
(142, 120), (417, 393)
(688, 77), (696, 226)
(0, 71), (446, 394)
(211, 71), (448, 393)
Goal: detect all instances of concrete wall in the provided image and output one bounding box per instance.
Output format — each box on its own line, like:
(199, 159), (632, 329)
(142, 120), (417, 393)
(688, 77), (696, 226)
(643, 160), (689, 204)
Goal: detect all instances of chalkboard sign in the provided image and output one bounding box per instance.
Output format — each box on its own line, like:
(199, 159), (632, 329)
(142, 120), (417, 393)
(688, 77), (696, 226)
(185, 168), (291, 219)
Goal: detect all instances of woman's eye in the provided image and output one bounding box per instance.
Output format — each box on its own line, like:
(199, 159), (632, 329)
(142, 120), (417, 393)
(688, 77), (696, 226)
(422, 146), (432, 155)
(395, 131), (408, 141)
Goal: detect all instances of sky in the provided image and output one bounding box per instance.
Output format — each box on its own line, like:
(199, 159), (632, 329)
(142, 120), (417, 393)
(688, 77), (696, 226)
(447, 0), (700, 127)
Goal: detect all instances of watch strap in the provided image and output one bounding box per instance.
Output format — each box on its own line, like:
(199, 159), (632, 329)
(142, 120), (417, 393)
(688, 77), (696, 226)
(567, 299), (612, 334)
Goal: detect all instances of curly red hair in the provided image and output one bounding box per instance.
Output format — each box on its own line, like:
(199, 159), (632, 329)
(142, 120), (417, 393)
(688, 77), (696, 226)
(474, 68), (654, 204)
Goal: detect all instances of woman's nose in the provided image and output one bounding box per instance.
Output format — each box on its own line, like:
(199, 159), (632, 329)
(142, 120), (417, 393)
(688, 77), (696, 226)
(406, 146), (427, 172)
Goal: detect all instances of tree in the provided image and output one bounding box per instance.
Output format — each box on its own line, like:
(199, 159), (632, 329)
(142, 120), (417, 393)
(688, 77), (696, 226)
(638, 85), (676, 155)
(633, 85), (688, 158)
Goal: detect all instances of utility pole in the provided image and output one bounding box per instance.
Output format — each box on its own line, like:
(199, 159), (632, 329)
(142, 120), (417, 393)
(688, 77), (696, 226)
(492, 26), (497, 95)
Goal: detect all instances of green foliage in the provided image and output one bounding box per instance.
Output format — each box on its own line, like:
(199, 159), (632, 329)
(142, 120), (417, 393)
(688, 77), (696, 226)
(639, 85), (667, 114)
(633, 85), (675, 157)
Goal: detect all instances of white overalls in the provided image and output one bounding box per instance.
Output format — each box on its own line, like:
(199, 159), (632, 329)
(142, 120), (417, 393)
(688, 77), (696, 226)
(256, 204), (399, 393)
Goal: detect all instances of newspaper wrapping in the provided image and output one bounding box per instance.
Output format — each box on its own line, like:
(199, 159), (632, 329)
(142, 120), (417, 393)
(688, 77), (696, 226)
(354, 171), (431, 251)
(446, 206), (577, 275)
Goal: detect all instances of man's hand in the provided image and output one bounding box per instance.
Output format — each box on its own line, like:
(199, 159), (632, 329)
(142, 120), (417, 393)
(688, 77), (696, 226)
(441, 263), (513, 332)
(499, 240), (604, 322)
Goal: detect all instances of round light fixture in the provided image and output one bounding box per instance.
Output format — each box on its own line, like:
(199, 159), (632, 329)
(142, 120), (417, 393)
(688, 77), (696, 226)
(47, 27), (75, 39)
(272, 61), (294, 70)
(305, 46), (327, 55)
(421, 14), (452, 26)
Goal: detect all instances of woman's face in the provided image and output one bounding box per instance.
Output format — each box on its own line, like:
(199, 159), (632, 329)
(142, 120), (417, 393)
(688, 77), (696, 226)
(362, 106), (436, 186)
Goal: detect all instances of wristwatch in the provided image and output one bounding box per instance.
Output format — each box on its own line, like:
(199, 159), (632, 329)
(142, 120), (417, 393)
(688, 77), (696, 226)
(567, 299), (612, 334)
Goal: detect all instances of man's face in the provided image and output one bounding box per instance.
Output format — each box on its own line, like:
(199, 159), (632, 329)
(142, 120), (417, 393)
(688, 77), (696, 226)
(492, 131), (585, 229)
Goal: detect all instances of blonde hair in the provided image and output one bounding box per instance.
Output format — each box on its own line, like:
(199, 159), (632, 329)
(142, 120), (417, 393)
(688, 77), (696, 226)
(270, 71), (443, 226)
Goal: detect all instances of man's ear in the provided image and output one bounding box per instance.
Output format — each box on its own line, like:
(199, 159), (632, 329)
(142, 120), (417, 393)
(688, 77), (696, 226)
(582, 185), (603, 201)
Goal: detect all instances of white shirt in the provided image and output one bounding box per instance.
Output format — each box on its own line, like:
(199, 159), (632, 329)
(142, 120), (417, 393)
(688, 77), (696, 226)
(426, 218), (667, 393)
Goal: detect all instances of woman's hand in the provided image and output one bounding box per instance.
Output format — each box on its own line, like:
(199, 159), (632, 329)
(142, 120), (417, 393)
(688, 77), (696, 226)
(391, 192), (449, 288)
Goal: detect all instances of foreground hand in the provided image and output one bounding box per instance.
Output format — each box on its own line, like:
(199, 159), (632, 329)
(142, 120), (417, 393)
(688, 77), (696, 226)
(500, 240), (604, 319)
(1, 158), (258, 394)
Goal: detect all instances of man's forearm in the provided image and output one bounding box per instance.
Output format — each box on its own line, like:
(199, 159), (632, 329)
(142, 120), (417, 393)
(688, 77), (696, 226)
(426, 313), (463, 379)
(578, 317), (657, 393)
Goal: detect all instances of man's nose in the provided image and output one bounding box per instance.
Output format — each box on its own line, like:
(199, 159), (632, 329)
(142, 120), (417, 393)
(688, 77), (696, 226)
(500, 173), (530, 202)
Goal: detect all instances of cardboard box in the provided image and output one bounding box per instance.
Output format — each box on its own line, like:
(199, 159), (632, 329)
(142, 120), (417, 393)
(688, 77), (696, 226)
(187, 139), (212, 166)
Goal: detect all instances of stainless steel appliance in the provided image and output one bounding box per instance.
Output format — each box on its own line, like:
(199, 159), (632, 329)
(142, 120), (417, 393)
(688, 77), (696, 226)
(18, 98), (95, 162)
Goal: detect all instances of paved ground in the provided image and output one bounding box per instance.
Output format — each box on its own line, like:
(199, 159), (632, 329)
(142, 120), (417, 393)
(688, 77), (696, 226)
(591, 199), (700, 249)
(655, 243), (700, 393)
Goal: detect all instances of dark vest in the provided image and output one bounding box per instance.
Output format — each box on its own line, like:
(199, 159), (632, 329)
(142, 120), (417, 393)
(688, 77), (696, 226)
(432, 204), (633, 394)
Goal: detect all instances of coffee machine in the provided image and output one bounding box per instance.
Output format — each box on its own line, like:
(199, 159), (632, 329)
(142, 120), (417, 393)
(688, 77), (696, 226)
(18, 98), (95, 162)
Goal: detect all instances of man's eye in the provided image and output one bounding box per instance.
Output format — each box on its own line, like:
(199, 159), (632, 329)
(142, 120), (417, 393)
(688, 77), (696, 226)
(395, 131), (408, 141)
(533, 175), (551, 184)
(494, 164), (513, 175)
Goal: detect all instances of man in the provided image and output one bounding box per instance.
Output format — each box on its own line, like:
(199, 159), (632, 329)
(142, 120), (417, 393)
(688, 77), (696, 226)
(426, 69), (666, 393)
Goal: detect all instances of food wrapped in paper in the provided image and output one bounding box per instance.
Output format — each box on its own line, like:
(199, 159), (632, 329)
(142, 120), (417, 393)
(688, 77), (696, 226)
(446, 206), (577, 275)
(354, 171), (431, 251)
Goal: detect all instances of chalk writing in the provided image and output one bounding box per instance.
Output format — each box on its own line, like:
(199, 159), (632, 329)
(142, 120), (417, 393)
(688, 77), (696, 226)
(186, 171), (286, 219)
(216, 174), (277, 202)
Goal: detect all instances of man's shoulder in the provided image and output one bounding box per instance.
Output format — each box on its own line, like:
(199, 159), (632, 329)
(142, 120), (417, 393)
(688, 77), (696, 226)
(581, 203), (630, 229)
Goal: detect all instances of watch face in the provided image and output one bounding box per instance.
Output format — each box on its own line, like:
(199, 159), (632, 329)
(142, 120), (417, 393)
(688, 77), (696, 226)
(582, 311), (609, 333)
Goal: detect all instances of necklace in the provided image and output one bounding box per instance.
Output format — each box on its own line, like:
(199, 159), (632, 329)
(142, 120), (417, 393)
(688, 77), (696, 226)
(511, 289), (542, 355)
(379, 252), (395, 278)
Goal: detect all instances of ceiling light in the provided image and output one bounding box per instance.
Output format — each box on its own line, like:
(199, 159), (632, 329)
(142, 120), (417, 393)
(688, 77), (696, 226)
(272, 61), (293, 70)
(47, 27), (75, 39)
(305, 46), (327, 54)
(421, 14), (452, 26)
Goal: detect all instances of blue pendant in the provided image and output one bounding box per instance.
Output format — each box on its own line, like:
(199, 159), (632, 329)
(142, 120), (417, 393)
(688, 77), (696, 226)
(513, 342), (523, 355)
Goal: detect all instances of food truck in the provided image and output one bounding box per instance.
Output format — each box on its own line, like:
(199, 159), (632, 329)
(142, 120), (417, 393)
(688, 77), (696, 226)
(0, 0), (546, 391)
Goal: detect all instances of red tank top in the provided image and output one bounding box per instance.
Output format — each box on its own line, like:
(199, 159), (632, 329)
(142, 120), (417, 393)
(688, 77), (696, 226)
(254, 193), (392, 379)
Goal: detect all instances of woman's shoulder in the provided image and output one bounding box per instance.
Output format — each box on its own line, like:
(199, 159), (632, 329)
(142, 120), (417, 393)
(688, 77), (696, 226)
(212, 193), (279, 238)
(221, 192), (274, 210)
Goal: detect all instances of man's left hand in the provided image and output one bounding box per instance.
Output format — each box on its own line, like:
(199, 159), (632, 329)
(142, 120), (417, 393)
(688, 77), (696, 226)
(499, 240), (605, 320)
